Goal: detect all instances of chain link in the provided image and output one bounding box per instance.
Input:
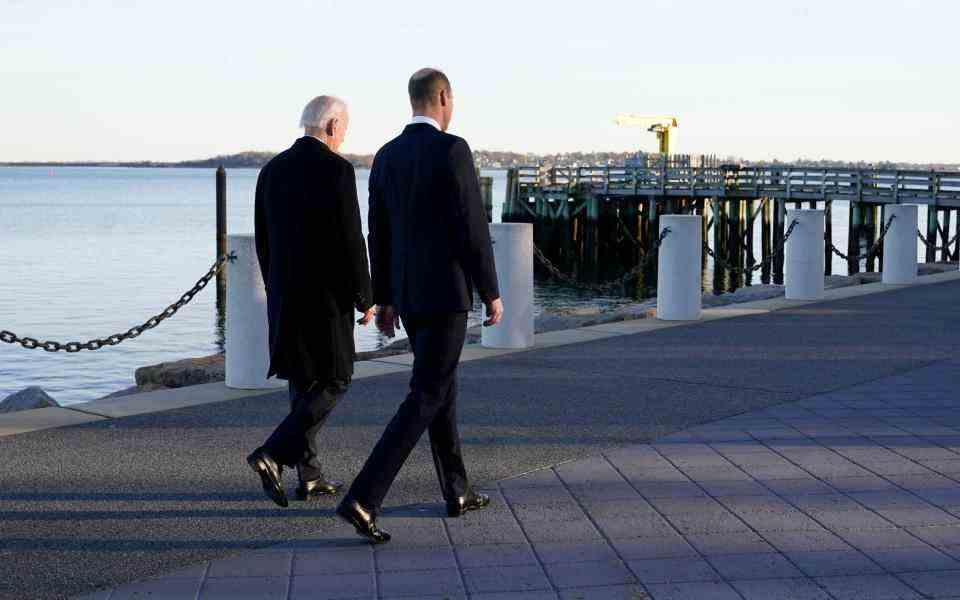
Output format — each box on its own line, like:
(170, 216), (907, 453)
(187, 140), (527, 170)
(704, 218), (799, 275)
(916, 228), (960, 254)
(534, 227), (672, 293)
(0, 253), (236, 353)
(829, 214), (897, 263)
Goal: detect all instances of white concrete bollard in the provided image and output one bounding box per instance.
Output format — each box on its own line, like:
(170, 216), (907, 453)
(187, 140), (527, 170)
(784, 209), (825, 300)
(882, 204), (919, 285)
(657, 215), (702, 321)
(482, 223), (534, 349)
(225, 234), (287, 390)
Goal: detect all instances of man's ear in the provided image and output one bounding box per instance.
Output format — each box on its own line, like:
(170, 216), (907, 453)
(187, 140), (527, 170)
(439, 89), (448, 107)
(326, 118), (338, 137)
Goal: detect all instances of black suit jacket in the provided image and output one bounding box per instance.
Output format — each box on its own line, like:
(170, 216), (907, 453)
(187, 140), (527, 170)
(367, 124), (499, 315)
(255, 136), (373, 383)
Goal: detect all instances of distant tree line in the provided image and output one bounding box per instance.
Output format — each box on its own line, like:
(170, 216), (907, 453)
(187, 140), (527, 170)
(4, 151), (957, 172)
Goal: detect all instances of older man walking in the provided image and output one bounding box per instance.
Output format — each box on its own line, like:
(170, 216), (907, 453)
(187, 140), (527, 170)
(247, 96), (375, 508)
(337, 69), (503, 543)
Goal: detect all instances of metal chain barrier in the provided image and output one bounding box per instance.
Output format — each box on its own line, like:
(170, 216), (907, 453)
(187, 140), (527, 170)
(704, 218), (799, 275)
(0, 253), (236, 352)
(534, 227), (672, 293)
(829, 215), (897, 263)
(916, 228), (960, 254)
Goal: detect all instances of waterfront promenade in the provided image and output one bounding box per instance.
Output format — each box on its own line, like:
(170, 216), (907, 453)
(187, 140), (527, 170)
(1, 273), (959, 599)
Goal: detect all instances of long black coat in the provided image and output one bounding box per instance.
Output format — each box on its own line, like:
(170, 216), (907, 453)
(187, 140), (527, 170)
(255, 137), (373, 384)
(368, 124), (499, 314)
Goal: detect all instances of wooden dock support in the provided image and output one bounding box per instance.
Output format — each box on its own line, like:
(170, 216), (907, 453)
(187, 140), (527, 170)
(926, 207), (940, 263)
(847, 201), (861, 275)
(215, 166), (227, 316)
(711, 199), (726, 293)
(865, 204), (879, 273)
(761, 197), (772, 283)
(824, 200), (833, 276)
(479, 176), (493, 223)
(941, 209), (953, 262)
(773, 199), (786, 285)
(501, 169), (517, 222)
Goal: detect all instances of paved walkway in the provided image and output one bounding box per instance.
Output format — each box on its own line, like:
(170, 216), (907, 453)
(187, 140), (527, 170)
(77, 358), (960, 599)
(0, 277), (957, 599)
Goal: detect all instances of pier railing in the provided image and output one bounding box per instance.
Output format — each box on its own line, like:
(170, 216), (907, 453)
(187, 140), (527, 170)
(517, 165), (960, 206)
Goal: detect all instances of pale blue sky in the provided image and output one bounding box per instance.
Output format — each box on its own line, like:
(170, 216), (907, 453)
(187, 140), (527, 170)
(2, 0), (956, 163)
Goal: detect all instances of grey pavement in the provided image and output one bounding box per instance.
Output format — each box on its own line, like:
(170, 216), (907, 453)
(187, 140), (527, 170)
(0, 280), (958, 599)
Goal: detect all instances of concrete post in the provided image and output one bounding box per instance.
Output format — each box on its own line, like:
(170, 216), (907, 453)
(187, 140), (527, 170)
(657, 215), (702, 321)
(784, 209), (825, 300)
(882, 204), (919, 284)
(482, 223), (534, 349)
(225, 234), (287, 390)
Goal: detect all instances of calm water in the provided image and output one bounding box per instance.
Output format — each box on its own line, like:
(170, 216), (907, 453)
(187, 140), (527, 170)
(1, 167), (945, 405)
(0, 166), (631, 405)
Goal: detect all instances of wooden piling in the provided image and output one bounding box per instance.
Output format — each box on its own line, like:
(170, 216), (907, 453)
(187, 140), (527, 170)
(941, 209), (953, 262)
(847, 201), (861, 275)
(643, 198), (659, 291)
(501, 169), (517, 222)
(761, 197), (772, 284)
(824, 200), (833, 276)
(215, 166), (227, 315)
(865, 204), (879, 273)
(772, 199), (786, 285)
(619, 198), (641, 295)
(582, 195), (600, 282)
(953, 209), (960, 261)
(712, 199), (726, 293)
(745, 199), (756, 286)
(926, 207), (939, 263)
(479, 176), (493, 223)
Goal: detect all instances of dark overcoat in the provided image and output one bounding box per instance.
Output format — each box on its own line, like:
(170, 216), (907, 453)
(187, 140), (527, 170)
(255, 136), (373, 383)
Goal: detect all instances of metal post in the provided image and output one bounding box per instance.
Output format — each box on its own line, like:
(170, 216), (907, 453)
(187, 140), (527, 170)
(215, 166), (227, 315)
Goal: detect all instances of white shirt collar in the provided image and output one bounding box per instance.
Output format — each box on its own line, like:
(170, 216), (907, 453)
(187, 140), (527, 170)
(410, 115), (441, 130)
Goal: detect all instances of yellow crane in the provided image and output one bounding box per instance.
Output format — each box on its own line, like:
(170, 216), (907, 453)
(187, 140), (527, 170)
(613, 114), (679, 155)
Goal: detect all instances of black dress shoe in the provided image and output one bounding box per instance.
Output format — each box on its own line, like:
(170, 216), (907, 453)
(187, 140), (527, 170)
(446, 491), (490, 517)
(336, 498), (391, 544)
(296, 478), (343, 500)
(246, 447), (288, 508)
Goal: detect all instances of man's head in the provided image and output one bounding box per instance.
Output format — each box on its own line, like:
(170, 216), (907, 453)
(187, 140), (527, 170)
(408, 68), (453, 131)
(300, 95), (349, 151)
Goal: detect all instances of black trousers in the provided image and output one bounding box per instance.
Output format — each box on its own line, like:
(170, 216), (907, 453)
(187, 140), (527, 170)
(263, 379), (347, 482)
(347, 312), (469, 510)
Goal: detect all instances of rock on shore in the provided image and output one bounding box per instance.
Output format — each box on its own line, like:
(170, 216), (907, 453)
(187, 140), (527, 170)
(0, 387), (60, 413)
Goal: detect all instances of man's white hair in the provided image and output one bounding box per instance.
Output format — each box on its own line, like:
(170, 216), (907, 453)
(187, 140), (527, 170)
(299, 95), (348, 129)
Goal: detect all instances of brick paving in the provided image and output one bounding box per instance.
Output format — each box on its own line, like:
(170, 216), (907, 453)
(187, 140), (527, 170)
(77, 358), (960, 599)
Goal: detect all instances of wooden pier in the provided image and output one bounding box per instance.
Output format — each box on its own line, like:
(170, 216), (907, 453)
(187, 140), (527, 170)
(502, 161), (960, 294)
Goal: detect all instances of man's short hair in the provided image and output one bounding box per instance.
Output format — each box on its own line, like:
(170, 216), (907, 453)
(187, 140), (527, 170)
(299, 95), (348, 130)
(408, 68), (451, 107)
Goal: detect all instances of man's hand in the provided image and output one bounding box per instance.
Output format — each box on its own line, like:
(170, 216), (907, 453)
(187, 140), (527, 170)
(483, 298), (504, 327)
(357, 307), (376, 326)
(375, 305), (401, 338)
